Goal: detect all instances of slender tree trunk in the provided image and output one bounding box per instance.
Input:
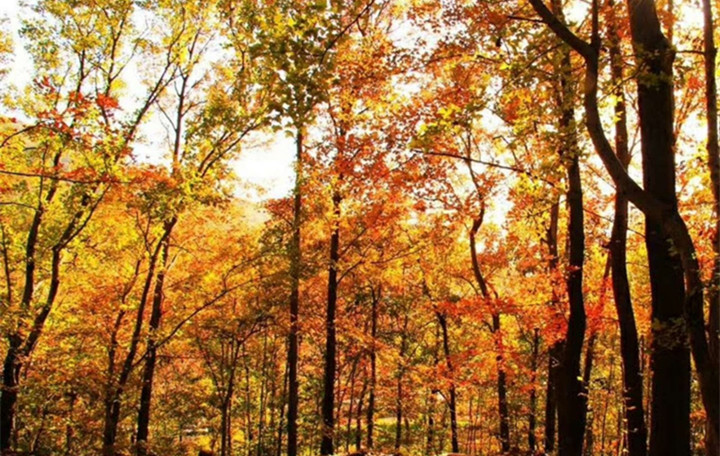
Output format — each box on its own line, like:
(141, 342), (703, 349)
(136, 218), (175, 456)
(355, 374), (367, 451)
(321, 190), (341, 455)
(544, 201), (561, 455)
(437, 312), (459, 453)
(287, 128), (303, 456)
(366, 285), (379, 450)
(606, 4), (648, 454)
(103, 242), (164, 456)
(549, 3), (588, 451)
(345, 358), (358, 454)
(276, 360), (288, 456)
(469, 208), (511, 453)
(394, 315), (408, 452)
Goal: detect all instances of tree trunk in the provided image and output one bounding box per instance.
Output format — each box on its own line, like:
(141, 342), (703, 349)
(0, 336), (20, 453)
(606, 4), (648, 454)
(287, 128), (303, 456)
(320, 190), (341, 455)
(355, 374), (366, 451)
(394, 315), (409, 452)
(469, 208), (511, 453)
(136, 218), (176, 456)
(548, 4), (589, 451)
(544, 201), (561, 455)
(366, 285), (379, 450)
(528, 0), (718, 452)
(103, 241), (165, 456)
(621, 3), (692, 454)
(437, 312), (459, 453)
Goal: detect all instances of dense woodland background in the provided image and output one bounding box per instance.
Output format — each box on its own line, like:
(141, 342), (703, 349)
(0, 0), (718, 455)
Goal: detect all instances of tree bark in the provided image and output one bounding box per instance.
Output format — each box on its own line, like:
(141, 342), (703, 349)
(136, 218), (176, 456)
(320, 190), (341, 455)
(544, 201), (561, 455)
(366, 285), (379, 450)
(527, 0), (719, 452)
(606, 4), (648, 454)
(549, 9), (588, 451)
(436, 312), (459, 453)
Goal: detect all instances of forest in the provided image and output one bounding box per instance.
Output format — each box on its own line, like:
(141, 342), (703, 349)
(0, 0), (717, 455)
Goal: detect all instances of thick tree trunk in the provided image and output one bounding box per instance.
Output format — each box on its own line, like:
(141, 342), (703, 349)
(320, 190), (341, 455)
(621, 3), (692, 455)
(606, 4), (648, 454)
(0, 337), (20, 453)
(529, 0), (718, 452)
(287, 129), (303, 456)
(136, 218), (175, 456)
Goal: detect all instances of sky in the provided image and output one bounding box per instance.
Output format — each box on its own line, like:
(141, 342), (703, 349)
(0, 0), (296, 202)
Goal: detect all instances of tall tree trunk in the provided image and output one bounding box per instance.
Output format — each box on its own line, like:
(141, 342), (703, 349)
(136, 218), (176, 456)
(528, 0), (718, 452)
(544, 202), (561, 455)
(0, 336), (20, 453)
(394, 315), (409, 452)
(436, 312), (459, 453)
(366, 285), (379, 450)
(550, 4), (588, 450)
(703, 0), (720, 452)
(469, 208), (511, 453)
(103, 240), (165, 456)
(321, 190), (341, 455)
(622, 2), (692, 455)
(287, 128), (303, 456)
(355, 374), (367, 451)
(606, 4), (648, 454)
